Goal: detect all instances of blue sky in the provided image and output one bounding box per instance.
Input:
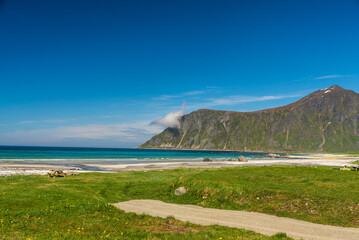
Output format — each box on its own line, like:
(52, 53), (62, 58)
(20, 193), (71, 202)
(0, 0), (359, 147)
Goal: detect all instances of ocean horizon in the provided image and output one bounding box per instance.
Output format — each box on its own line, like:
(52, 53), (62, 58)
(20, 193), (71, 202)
(0, 146), (274, 164)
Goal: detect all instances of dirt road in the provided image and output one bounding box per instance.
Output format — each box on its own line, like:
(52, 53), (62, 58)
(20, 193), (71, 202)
(113, 200), (359, 240)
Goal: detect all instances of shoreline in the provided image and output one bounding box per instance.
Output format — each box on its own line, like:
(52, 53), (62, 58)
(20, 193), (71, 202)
(136, 147), (267, 153)
(0, 154), (358, 176)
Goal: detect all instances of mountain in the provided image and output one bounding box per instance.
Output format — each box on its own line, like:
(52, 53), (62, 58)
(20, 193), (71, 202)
(140, 85), (359, 152)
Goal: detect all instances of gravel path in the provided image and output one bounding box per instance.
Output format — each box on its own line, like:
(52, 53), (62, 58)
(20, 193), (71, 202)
(113, 200), (359, 240)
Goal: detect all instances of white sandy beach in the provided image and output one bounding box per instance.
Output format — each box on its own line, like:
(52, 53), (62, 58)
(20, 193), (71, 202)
(0, 164), (89, 177)
(0, 154), (358, 176)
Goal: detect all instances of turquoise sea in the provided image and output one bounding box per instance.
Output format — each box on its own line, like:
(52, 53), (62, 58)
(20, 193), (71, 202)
(0, 146), (272, 164)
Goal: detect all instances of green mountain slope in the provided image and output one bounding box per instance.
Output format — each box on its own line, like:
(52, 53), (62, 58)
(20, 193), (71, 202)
(140, 85), (359, 152)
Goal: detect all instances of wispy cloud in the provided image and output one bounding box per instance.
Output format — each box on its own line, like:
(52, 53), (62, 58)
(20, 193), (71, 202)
(315, 74), (354, 80)
(18, 118), (76, 125)
(154, 90), (206, 100)
(208, 95), (301, 106)
(187, 93), (303, 110)
(0, 121), (164, 145)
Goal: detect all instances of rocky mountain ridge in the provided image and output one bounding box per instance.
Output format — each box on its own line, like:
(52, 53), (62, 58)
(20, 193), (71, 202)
(140, 85), (359, 152)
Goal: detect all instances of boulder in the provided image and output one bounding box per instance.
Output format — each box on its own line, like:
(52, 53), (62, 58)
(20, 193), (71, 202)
(227, 158), (234, 161)
(48, 170), (66, 178)
(267, 153), (281, 158)
(237, 156), (248, 162)
(175, 187), (188, 196)
(203, 158), (212, 162)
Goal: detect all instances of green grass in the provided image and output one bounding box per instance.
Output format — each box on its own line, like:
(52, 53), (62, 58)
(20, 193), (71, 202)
(1, 165), (359, 239)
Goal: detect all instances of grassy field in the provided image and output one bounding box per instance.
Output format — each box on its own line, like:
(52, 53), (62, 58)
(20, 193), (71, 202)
(1, 165), (359, 239)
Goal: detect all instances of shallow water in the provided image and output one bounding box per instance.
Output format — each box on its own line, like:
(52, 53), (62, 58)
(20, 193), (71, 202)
(0, 146), (281, 164)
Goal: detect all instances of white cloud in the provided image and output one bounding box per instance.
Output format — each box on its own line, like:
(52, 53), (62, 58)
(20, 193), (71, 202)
(315, 74), (353, 80)
(0, 121), (164, 145)
(18, 118), (76, 124)
(187, 94), (302, 110)
(154, 90), (205, 100)
(184, 91), (206, 96)
(151, 103), (185, 128)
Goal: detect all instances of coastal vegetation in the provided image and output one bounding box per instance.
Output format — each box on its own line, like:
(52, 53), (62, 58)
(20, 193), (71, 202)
(1, 165), (359, 239)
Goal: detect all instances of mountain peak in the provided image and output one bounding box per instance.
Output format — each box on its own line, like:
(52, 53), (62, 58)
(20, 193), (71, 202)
(257, 85), (352, 113)
(319, 85), (345, 93)
(329, 84), (343, 89)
